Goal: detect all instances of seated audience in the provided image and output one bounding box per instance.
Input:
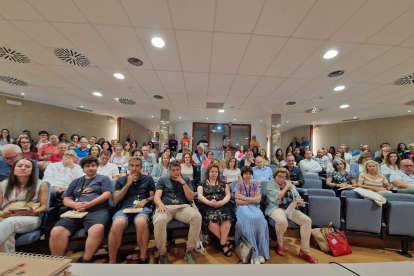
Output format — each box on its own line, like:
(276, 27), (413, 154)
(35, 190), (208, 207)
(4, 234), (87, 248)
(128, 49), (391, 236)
(35, 131), (50, 151)
(38, 134), (59, 161)
(389, 159), (414, 194)
(73, 138), (89, 159)
(147, 141), (157, 155)
(0, 158), (48, 252)
(350, 147), (371, 164)
(193, 145), (207, 166)
(122, 142), (132, 157)
(111, 139), (119, 149)
(299, 136), (311, 152)
(196, 135), (209, 153)
(299, 150), (322, 174)
(289, 137), (300, 150)
(180, 153), (200, 191)
(130, 140), (138, 151)
(273, 149), (286, 167)
(176, 142), (189, 161)
(88, 145), (100, 158)
(158, 148), (175, 164)
(326, 158), (356, 197)
(120, 149), (150, 177)
(110, 144), (126, 171)
(153, 162), (201, 264)
(101, 141), (113, 154)
(219, 149), (232, 171)
(43, 150), (84, 201)
(152, 153), (171, 182)
(198, 164), (236, 257)
(375, 143), (390, 158)
(141, 146), (157, 167)
(68, 134), (80, 149)
(223, 157), (241, 183)
(266, 168), (318, 263)
(0, 145), (40, 182)
(250, 135), (260, 150)
(88, 136), (101, 149)
(322, 147), (332, 160)
(259, 149), (270, 165)
(328, 146), (336, 157)
(350, 154), (372, 174)
(352, 144), (364, 156)
(252, 147), (260, 158)
(285, 145), (293, 156)
(152, 132), (160, 153)
(293, 147), (304, 165)
(380, 152), (400, 175)
(14, 133), (29, 146)
(375, 147), (391, 164)
(233, 166), (269, 264)
(157, 144), (169, 160)
(19, 137), (39, 162)
(283, 155), (305, 190)
(109, 157), (155, 264)
(239, 150), (256, 169)
(327, 152), (350, 173)
(396, 142), (409, 157)
(201, 151), (214, 169)
(46, 142), (78, 166)
(179, 132), (190, 153)
(234, 145), (246, 161)
(401, 143), (414, 161)
(252, 157), (273, 182)
(59, 133), (67, 143)
(339, 144), (352, 163)
(0, 129), (14, 144)
(357, 160), (392, 193)
(312, 149), (329, 171)
(49, 156), (113, 263)
(168, 134), (178, 157)
(97, 150), (119, 181)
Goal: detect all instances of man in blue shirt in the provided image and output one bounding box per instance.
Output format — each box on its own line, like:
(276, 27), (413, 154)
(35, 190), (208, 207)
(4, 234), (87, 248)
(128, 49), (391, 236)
(0, 144), (39, 182)
(300, 136), (311, 150)
(108, 157), (155, 264)
(73, 138), (89, 158)
(252, 157), (273, 182)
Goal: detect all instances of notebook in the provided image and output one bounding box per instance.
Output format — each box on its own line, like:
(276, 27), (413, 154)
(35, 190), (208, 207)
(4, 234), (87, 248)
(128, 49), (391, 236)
(0, 252), (72, 276)
(60, 211), (88, 218)
(123, 208), (143, 214)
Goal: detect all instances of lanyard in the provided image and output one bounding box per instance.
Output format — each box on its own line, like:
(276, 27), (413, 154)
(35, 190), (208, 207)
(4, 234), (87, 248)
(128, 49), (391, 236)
(242, 181), (252, 198)
(401, 170), (414, 180)
(172, 178), (180, 200)
(207, 179), (219, 199)
(134, 177), (142, 201)
(75, 176), (96, 202)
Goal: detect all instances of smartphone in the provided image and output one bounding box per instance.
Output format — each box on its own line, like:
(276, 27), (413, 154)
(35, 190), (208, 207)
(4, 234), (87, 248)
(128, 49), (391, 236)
(9, 207), (30, 211)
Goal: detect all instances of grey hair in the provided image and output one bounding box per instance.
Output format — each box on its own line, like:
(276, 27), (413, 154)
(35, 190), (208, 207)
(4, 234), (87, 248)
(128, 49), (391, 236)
(197, 144), (204, 150)
(382, 147), (391, 152)
(80, 137), (88, 143)
(65, 149), (78, 158)
(3, 144), (22, 154)
(332, 158), (346, 168)
(183, 142), (188, 146)
(408, 143), (414, 149)
(128, 156), (142, 166)
(339, 144), (347, 148)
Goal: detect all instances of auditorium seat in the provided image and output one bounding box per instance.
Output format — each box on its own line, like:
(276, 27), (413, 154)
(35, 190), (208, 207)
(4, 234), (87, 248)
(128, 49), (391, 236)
(200, 167), (207, 181)
(303, 174), (319, 180)
(264, 164), (277, 173)
(302, 179), (322, 189)
(305, 189), (340, 228)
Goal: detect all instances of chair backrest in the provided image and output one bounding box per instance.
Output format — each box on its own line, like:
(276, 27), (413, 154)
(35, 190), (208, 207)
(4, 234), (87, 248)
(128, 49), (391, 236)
(265, 165), (277, 173)
(306, 189), (335, 197)
(302, 179), (322, 189)
(383, 173), (391, 183)
(341, 190), (363, 199)
(303, 173), (319, 180)
(148, 167), (153, 174)
(201, 167), (207, 181)
(383, 193), (414, 202)
(43, 181), (52, 208)
(354, 172), (360, 182)
(260, 181), (268, 202)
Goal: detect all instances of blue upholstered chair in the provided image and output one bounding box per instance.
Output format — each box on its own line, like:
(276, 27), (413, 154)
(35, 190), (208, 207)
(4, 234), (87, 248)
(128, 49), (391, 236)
(305, 189), (340, 228)
(302, 179), (322, 189)
(303, 174), (319, 180)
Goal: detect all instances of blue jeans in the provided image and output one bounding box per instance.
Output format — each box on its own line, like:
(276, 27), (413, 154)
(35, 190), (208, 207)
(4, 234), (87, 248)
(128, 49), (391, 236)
(112, 206), (152, 227)
(50, 189), (67, 202)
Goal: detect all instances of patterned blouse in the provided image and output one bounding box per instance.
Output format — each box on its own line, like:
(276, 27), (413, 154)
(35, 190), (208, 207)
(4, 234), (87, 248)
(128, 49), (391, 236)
(330, 171), (354, 184)
(265, 180), (301, 216)
(233, 181), (260, 199)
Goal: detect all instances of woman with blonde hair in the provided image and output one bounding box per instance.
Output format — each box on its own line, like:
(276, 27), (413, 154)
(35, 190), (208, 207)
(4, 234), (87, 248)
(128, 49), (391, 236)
(223, 157), (241, 183)
(357, 160), (392, 193)
(151, 153), (170, 182)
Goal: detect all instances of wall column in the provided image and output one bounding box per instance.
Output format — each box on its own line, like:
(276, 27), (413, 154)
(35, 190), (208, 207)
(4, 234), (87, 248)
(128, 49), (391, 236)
(270, 113), (281, 161)
(160, 109), (170, 150)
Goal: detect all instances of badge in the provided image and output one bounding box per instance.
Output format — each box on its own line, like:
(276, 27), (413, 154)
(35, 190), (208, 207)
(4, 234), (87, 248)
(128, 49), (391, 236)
(172, 199), (179, 204)
(133, 200), (139, 205)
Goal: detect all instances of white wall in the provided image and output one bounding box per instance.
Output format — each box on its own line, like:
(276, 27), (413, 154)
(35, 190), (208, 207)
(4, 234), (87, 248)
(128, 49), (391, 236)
(251, 123), (267, 151)
(171, 121), (193, 151)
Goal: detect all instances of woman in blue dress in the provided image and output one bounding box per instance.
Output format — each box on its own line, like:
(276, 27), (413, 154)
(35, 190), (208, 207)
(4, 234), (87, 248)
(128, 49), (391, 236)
(233, 166), (269, 264)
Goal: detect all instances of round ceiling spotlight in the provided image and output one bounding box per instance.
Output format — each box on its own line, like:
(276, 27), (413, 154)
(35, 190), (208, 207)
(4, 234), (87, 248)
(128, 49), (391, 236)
(305, 107), (323, 114)
(127, 57), (143, 66)
(0, 76), (28, 86)
(93, 92), (102, 96)
(153, 95), (164, 99)
(114, 73), (125, 79)
(286, 101), (296, 105)
(340, 104), (349, 109)
(219, 109), (224, 113)
(328, 70), (345, 78)
(324, 50), (338, 59)
(334, 85), (345, 91)
(151, 37), (165, 48)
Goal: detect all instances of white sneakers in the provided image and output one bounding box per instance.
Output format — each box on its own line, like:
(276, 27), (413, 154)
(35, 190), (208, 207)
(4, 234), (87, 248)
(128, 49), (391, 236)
(258, 256), (265, 264)
(251, 256), (265, 264)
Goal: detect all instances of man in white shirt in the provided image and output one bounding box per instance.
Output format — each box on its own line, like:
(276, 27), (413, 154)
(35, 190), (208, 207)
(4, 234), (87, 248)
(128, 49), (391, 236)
(43, 149), (84, 201)
(299, 150), (322, 174)
(340, 144), (352, 163)
(390, 159), (414, 194)
(97, 150), (119, 181)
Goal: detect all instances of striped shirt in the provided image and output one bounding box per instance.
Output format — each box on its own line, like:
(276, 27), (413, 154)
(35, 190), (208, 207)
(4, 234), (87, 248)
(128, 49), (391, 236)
(312, 156), (330, 167)
(359, 173), (388, 187)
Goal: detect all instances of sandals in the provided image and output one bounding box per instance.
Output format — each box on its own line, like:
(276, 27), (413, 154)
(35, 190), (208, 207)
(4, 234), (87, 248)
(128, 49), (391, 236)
(220, 243), (232, 257)
(226, 241), (233, 250)
(299, 250), (319, 264)
(276, 245), (285, 256)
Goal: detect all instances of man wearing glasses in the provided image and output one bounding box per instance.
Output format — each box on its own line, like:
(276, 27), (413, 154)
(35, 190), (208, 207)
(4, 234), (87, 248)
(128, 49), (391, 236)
(390, 159), (414, 194)
(0, 144), (40, 182)
(45, 142), (78, 167)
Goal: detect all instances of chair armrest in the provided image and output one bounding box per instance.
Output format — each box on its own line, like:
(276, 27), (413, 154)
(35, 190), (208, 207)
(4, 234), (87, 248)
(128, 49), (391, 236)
(41, 207), (55, 214)
(42, 207), (55, 244)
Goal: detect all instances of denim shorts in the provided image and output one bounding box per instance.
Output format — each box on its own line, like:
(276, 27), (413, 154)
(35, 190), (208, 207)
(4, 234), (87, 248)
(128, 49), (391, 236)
(112, 206), (153, 228)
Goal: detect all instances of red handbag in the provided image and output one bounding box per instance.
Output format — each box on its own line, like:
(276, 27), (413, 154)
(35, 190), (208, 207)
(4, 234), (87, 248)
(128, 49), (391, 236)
(325, 229), (352, 257)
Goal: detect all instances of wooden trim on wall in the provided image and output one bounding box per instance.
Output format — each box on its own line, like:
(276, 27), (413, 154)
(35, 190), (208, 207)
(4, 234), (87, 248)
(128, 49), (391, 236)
(117, 117), (121, 142)
(310, 124), (313, 152)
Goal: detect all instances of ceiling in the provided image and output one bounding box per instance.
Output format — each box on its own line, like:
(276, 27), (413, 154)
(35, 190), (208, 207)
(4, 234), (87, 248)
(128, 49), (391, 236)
(1, 0), (414, 133)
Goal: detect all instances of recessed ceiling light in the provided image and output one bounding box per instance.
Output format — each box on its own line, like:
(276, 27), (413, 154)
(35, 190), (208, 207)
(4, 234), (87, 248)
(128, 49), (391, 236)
(80, 106), (83, 108)
(334, 85), (345, 91)
(157, 126), (159, 128)
(151, 37), (165, 48)
(234, 119), (236, 121)
(21, 93), (25, 95)
(261, 120), (263, 122)
(219, 109), (224, 113)
(354, 117), (357, 119)
(313, 122), (315, 124)
(151, 115), (153, 118)
(340, 104), (349, 108)
(114, 73), (124, 79)
(287, 121), (289, 122)
(408, 110), (411, 113)
(93, 92), (102, 96)
(179, 117), (181, 119)
(206, 118), (208, 119)
(324, 50), (338, 59)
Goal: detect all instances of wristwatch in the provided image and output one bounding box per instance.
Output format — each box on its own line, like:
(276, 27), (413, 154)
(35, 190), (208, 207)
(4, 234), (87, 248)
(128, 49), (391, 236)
(244, 197), (247, 201)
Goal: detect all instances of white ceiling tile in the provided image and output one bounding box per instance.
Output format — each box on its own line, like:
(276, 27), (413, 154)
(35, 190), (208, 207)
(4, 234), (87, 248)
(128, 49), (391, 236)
(11, 21), (75, 48)
(342, 47), (414, 83)
(365, 104), (395, 111)
(126, 92), (154, 106)
(365, 57), (414, 84)
(74, 0), (130, 26)
(228, 75), (260, 97)
(146, 93), (172, 106)
(369, 86), (414, 104)
(63, 88), (103, 103)
(327, 83), (381, 103)
(399, 35), (414, 48)
(208, 74), (235, 95)
(317, 44), (392, 80)
(95, 25), (153, 70)
(273, 99), (305, 112)
(240, 97), (266, 110)
(38, 87), (69, 96)
(169, 0), (215, 31)
(157, 71), (186, 94)
(99, 93), (121, 105)
(0, 0), (45, 21)
(257, 98), (285, 111)
(53, 23), (125, 68)
(265, 38), (324, 78)
(292, 0), (364, 40)
(289, 80), (336, 100)
(188, 94), (207, 108)
(135, 28), (182, 71)
(15, 64), (76, 88)
(121, 0), (172, 28)
(101, 90), (131, 101)
(129, 70), (165, 94)
(307, 81), (360, 101)
(349, 85), (403, 103)
(44, 66), (99, 90)
(223, 96), (246, 109)
(254, 0), (315, 37)
(27, 0), (88, 22)
(386, 94), (414, 105)
(287, 100), (322, 113)
(290, 41), (359, 79)
(207, 95), (227, 103)
(237, 35), (287, 76)
(215, 0), (265, 33)
(330, 0), (414, 43)
(271, 79), (309, 98)
(99, 68), (144, 92)
(210, 33), (250, 74)
(169, 93), (189, 108)
(249, 77), (285, 98)
(73, 67), (121, 90)
(0, 63), (54, 87)
(183, 72), (208, 94)
(176, 30), (212, 73)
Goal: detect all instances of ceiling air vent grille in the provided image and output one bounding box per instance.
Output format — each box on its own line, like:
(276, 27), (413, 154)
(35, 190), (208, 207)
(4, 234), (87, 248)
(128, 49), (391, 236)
(328, 70), (345, 77)
(117, 98), (136, 105)
(395, 75), (414, 86)
(404, 100), (414, 106)
(54, 48), (91, 66)
(0, 91), (24, 98)
(0, 47), (30, 63)
(128, 57), (143, 66)
(206, 102), (224, 108)
(76, 107), (93, 112)
(0, 76), (28, 86)
(286, 101), (296, 105)
(305, 107), (323, 114)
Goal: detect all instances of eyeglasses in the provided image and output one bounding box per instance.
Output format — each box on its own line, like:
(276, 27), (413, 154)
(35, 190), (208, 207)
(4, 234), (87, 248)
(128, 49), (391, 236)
(3, 154), (19, 162)
(402, 165), (414, 168)
(20, 141), (30, 144)
(64, 154), (76, 158)
(276, 175), (286, 180)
